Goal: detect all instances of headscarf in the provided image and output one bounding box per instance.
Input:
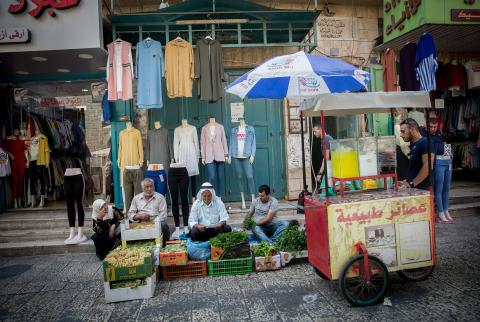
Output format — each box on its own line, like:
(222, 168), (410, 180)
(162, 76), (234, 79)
(196, 182), (218, 205)
(91, 199), (113, 220)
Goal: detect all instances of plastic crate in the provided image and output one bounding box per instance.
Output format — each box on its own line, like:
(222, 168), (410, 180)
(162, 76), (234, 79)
(161, 260), (208, 280)
(207, 257), (253, 276)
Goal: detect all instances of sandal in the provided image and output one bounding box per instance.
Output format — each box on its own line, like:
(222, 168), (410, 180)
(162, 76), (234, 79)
(435, 217), (448, 224)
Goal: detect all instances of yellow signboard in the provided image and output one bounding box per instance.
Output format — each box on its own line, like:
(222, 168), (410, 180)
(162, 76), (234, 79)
(327, 194), (433, 279)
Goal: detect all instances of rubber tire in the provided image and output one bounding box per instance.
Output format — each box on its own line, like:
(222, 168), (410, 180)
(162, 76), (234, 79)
(397, 265), (435, 282)
(339, 255), (389, 307)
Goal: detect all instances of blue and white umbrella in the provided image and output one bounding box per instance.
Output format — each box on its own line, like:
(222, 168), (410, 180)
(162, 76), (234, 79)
(225, 51), (370, 99)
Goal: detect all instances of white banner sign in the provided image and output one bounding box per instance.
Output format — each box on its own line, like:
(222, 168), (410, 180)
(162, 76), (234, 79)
(230, 102), (245, 122)
(0, 27), (30, 43)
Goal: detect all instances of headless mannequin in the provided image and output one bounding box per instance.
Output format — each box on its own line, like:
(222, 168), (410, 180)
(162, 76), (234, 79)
(28, 135), (46, 208)
(147, 120), (174, 169)
(202, 117), (228, 198)
(227, 118), (255, 208)
(6, 129), (28, 208)
(181, 118), (197, 202)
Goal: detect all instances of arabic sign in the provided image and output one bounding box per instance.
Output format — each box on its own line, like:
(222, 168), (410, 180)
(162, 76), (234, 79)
(384, 0), (422, 35)
(451, 9), (480, 21)
(8, 0), (81, 19)
(230, 102), (244, 123)
(0, 27), (30, 43)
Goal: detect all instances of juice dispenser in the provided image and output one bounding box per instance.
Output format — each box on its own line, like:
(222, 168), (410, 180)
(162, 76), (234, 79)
(330, 139), (359, 178)
(358, 137), (378, 176)
(377, 136), (396, 174)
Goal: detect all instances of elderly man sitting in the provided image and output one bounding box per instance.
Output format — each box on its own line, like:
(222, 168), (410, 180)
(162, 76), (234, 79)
(128, 178), (171, 245)
(188, 182), (232, 242)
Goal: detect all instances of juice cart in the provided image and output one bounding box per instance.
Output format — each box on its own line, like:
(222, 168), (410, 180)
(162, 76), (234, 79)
(301, 91), (436, 306)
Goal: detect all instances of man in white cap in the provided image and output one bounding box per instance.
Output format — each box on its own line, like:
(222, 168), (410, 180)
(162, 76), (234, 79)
(188, 182), (231, 242)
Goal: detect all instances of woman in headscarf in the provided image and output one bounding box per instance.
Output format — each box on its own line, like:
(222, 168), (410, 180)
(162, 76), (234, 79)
(188, 182), (231, 242)
(91, 199), (124, 259)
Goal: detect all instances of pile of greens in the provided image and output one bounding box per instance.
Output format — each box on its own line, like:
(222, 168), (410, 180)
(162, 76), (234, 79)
(275, 227), (307, 252)
(243, 216), (256, 230)
(162, 241), (186, 252)
(252, 241), (278, 257)
(210, 231), (248, 250)
(126, 240), (156, 253)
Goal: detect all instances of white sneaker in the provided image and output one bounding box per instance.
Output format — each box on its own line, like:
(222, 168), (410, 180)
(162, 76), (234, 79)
(170, 230), (180, 240)
(64, 236), (76, 245)
(71, 234), (88, 244)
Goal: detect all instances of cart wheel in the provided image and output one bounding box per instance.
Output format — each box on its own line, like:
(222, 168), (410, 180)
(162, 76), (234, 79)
(339, 255), (389, 307)
(397, 265), (434, 282)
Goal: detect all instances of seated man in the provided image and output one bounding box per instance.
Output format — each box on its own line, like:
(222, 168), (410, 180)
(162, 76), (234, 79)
(188, 182), (231, 242)
(128, 178), (171, 245)
(248, 184), (288, 243)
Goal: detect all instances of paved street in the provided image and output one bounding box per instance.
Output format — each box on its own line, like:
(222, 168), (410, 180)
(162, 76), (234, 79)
(0, 214), (479, 322)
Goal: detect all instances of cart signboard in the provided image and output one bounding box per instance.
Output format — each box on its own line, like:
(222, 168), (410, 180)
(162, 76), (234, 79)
(327, 194), (433, 279)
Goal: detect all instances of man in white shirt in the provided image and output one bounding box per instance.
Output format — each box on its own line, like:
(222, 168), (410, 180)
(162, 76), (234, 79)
(188, 182), (231, 242)
(128, 178), (170, 245)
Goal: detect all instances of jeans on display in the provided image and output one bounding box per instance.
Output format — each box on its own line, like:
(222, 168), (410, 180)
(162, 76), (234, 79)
(28, 160), (46, 195)
(190, 224), (232, 242)
(145, 169), (167, 196)
(168, 167), (189, 227)
(123, 168), (143, 212)
(232, 157), (255, 195)
(434, 159), (452, 213)
(252, 220), (289, 244)
(64, 174), (85, 227)
(206, 161), (224, 197)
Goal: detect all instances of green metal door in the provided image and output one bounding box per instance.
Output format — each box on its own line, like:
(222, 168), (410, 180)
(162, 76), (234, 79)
(149, 69), (286, 202)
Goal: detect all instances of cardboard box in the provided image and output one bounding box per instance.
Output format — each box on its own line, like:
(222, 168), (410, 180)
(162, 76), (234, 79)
(103, 254), (154, 282)
(210, 245), (225, 261)
(279, 250), (308, 267)
(159, 240), (187, 266)
(254, 254), (281, 272)
(104, 268), (157, 303)
(120, 220), (162, 247)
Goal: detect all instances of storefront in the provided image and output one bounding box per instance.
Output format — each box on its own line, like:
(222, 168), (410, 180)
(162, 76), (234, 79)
(0, 0), (107, 211)
(375, 0), (480, 181)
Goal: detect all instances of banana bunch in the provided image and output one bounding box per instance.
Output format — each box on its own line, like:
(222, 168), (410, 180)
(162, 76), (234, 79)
(105, 248), (150, 267)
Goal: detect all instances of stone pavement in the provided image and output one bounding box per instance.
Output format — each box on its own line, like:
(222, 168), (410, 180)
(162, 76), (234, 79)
(0, 214), (479, 321)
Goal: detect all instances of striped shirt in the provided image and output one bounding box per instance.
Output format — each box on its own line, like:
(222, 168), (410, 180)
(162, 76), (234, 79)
(415, 34), (438, 91)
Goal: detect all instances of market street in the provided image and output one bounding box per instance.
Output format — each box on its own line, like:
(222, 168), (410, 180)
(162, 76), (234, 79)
(0, 213), (478, 322)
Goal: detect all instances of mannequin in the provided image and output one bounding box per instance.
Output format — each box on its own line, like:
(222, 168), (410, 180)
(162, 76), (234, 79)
(64, 167), (87, 244)
(227, 118), (256, 208)
(118, 121), (144, 212)
(146, 120), (172, 196)
(168, 161), (190, 239)
(27, 134), (50, 208)
(201, 117), (228, 197)
(174, 118), (200, 202)
(5, 130), (28, 208)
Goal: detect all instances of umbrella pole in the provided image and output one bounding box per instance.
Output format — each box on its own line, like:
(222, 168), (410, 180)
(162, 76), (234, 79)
(300, 111), (308, 192)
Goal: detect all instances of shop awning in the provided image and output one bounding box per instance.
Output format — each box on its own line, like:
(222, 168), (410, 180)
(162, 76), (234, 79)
(300, 91), (432, 117)
(375, 24), (480, 52)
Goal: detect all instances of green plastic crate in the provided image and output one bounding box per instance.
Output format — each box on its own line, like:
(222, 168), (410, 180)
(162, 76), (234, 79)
(207, 257), (253, 276)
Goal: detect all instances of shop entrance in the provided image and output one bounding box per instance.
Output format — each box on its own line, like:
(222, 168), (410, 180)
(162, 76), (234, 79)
(149, 69), (286, 202)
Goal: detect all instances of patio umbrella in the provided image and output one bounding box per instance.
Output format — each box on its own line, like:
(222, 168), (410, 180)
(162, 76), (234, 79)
(225, 51), (370, 193)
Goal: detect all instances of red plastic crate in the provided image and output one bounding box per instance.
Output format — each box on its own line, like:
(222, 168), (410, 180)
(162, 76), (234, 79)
(161, 260), (208, 280)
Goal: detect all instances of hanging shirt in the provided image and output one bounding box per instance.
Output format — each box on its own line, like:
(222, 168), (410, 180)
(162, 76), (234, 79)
(236, 126), (246, 158)
(102, 90), (111, 122)
(136, 39), (165, 109)
(195, 38), (225, 102)
(415, 33), (438, 91)
(464, 60), (480, 89)
(445, 62), (467, 89)
(37, 134), (51, 166)
(29, 136), (40, 161)
(399, 43), (420, 91)
(106, 40), (134, 101)
(165, 38), (194, 98)
(382, 49), (398, 92)
(118, 127), (144, 168)
(0, 147), (11, 177)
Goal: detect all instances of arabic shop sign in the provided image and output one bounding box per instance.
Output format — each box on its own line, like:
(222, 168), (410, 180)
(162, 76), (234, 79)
(384, 0), (422, 36)
(451, 9), (480, 21)
(8, 0), (80, 19)
(0, 27), (30, 43)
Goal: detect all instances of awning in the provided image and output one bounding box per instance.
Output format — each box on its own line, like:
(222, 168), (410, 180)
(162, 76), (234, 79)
(375, 24), (480, 52)
(300, 91), (432, 117)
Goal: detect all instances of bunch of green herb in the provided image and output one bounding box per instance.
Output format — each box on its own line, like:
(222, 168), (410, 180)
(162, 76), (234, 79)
(210, 231), (248, 250)
(252, 241), (278, 257)
(275, 227), (307, 252)
(243, 216), (256, 230)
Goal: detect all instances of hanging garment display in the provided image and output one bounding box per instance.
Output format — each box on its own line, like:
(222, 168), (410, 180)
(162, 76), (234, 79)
(445, 62), (467, 89)
(465, 60), (480, 89)
(118, 126), (144, 168)
(415, 33), (438, 91)
(165, 38), (194, 98)
(201, 122), (228, 196)
(146, 127), (172, 173)
(106, 40), (134, 101)
(136, 38), (165, 108)
(5, 136), (27, 199)
(436, 62), (448, 91)
(399, 43), (420, 91)
(168, 166), (189, 229)
(382, 48), (397, 92)
(195, 38), (225, 102)
(0, 147), (11, 177)
(102, 90), (111, 122)
(173, 124), (200, 176)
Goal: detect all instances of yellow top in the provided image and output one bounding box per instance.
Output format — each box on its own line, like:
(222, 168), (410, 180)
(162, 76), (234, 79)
(118, 127), (144, 168)
(37, 134), (51, 166)
(165, 38), (194, 98)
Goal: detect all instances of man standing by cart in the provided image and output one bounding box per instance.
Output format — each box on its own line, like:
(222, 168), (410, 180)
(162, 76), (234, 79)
(399, 118), (435, 190)
(312, 124), (334, 193)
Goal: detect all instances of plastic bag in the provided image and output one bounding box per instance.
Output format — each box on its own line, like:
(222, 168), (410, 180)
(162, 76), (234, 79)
(187, 239), (211, 261)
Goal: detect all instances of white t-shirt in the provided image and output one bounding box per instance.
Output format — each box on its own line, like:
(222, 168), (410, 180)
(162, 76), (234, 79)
(29, 136), (39, 161)
(465, 60), (480, 89)
(237, 126), (246, 158)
